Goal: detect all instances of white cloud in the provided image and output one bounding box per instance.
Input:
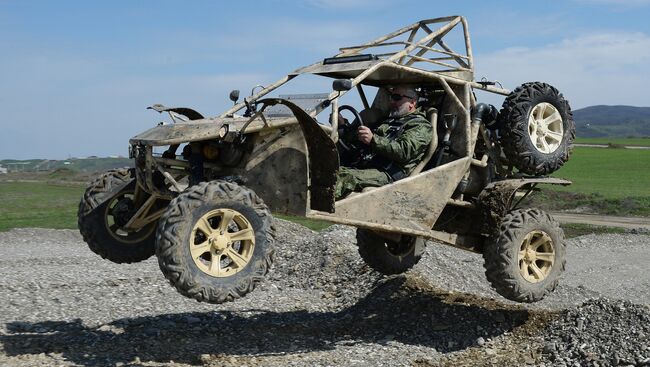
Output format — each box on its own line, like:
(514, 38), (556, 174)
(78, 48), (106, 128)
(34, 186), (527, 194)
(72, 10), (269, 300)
(474, 31), (650, 108)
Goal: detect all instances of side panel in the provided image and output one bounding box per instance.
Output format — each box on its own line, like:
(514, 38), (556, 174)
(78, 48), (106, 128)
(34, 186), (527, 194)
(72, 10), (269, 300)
(240, 126), (309, 216)
(257, 98), (339, 213)
(332, 157), (471, 232)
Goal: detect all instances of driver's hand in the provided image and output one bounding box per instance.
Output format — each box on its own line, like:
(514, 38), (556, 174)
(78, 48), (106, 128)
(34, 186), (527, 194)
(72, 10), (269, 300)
(357, 126), (373, 145)
(329, 113), (348, 126)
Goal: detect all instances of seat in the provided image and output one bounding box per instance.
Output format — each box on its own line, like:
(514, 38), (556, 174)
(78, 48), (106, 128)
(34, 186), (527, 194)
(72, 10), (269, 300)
(358, 107), (387, 128)
(350, 106), (438, 196)
(408, 107), (438, 177)
(356, 87), (391, 128)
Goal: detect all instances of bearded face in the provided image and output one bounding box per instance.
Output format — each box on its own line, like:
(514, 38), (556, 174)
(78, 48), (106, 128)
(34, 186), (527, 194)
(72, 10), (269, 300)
(388, 87), (417, 118)
(389, 101), (413, 118)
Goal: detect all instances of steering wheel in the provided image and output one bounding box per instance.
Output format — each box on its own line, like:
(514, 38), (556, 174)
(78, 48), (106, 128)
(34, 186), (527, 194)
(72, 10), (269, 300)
(336, 105), (375, 167)
(338, 105), (365, 129)
(336, 105), (364, 154)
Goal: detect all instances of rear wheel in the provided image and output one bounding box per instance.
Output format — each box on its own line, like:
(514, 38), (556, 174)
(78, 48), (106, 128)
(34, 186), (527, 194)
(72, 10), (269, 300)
(498, 82), (575, 175)
(357, 229), (424, 275)
(483, 208), (565, 303)
(155, 181), (275, 304)
(78, 169), (158, 263)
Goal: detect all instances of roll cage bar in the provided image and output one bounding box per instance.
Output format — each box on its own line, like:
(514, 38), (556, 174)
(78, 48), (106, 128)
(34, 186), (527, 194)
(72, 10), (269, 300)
(219, 16), (510, 121)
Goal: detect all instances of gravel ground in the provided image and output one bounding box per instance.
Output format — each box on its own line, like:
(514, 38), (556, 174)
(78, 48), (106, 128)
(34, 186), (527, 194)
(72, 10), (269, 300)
(0, 221), (649, 366)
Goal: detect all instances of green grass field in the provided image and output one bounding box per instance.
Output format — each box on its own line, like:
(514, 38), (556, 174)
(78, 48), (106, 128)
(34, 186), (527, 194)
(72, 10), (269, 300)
(1, 179), (631, 238)
(0, 180), (330, 232)
(0, 182), (84, 231)
(561, 223), (628, 238)
(0, 145), (648, 232)
(574, 137), (650, 146)
(552, 146), (650, 199)
(528, 146), (650, 217)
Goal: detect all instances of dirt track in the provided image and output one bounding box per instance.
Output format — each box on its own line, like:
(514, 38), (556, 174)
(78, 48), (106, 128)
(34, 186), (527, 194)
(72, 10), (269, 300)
(573, 143), (650, 150)
(0, 223), (648, 366)
(551, 212), (650, 230)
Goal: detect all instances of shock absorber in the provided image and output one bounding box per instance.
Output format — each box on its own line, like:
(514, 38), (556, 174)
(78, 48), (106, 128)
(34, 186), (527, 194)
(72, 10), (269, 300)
(187, 143), (205, 186)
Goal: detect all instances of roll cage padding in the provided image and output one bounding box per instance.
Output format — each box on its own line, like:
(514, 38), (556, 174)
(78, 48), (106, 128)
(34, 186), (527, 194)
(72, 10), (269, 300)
(257, 98), (339, 213)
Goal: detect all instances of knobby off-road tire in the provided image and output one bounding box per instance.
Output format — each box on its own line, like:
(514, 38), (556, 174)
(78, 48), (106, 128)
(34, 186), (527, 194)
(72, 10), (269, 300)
(483, 208), (566, 303)
(156, 181), (275, 304)
(357, 229), (424, 275)
(78, 168), (157, 264)
(498, 82), (575, 175)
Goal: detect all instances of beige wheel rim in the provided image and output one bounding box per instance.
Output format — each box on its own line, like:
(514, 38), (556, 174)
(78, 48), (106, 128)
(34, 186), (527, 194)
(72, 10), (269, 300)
(517, 230), (555, 283)
(104, 192), (156, 244)
(528, 102), (564, 154)
(190, 208), (256, 277)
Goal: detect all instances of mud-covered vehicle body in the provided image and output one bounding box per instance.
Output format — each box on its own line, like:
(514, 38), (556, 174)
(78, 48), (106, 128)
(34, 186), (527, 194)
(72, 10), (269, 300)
(79, 16), (575, 304)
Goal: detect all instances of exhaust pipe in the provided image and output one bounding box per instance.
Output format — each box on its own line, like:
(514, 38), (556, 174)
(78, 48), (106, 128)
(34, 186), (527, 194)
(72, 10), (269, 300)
(472, 103), (498, 129)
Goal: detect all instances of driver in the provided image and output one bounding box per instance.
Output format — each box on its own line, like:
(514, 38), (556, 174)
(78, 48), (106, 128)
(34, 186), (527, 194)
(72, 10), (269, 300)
(335, 85), (432, 199)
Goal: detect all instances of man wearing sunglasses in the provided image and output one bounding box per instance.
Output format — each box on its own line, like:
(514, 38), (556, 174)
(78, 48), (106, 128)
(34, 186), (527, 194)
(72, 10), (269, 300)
(335, 85), (432, 199)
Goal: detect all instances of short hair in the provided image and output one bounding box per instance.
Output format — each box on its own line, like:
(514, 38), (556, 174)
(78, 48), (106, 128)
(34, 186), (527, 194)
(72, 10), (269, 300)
(391, 85), (418, 100)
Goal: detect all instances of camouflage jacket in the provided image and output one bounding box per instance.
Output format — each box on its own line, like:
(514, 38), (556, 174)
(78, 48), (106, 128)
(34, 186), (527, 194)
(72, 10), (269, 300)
(369, 109), (432, 175)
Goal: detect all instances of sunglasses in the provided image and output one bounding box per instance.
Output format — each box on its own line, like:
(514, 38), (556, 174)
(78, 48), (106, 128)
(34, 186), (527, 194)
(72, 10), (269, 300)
(389, 93), (416, 102)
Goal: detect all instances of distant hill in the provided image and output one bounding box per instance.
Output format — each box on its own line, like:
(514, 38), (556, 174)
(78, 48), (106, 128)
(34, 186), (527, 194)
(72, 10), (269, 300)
(573, 105), (650, 138)
(0, 157), (133, 173)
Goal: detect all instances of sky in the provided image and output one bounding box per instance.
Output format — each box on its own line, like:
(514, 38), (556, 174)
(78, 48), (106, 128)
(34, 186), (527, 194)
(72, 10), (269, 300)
(1, 0), (649, 160)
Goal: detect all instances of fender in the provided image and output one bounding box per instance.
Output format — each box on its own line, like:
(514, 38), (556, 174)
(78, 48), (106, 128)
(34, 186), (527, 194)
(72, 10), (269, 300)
(147, 104), (204, 120)
(478, 177), (571, 232)
(257, 98), (339, 213)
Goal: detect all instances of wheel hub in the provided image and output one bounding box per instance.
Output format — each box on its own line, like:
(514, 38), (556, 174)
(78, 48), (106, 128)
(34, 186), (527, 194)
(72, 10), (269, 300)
(528, 102), (564, 154)
(208, 233), (230, 251)
(189, 208), (256, 278)
(112, 197), (135, 227)
(103, 189), (158, 245)
(517, 230), (555, 283)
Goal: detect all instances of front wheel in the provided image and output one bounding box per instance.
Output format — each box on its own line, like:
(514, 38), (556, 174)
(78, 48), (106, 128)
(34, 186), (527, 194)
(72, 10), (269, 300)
(78, 168), (158, 263)
(483, 208), (566, 303)
(155, 181), (275, 304)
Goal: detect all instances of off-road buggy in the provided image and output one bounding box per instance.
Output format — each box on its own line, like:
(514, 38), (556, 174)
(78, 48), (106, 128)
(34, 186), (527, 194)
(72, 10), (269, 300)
(78, 16), (575, 304)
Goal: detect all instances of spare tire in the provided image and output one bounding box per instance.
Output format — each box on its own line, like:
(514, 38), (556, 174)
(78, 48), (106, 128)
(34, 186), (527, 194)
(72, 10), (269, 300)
(498, 82), (575, 175)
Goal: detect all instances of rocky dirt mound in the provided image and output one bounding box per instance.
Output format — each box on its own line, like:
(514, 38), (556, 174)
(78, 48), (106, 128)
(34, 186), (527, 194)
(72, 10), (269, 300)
(1, 221), (649, 366)
(540, 298), (650, 366)
(269, 221), (383, 306)
(254, 221), (650, 366)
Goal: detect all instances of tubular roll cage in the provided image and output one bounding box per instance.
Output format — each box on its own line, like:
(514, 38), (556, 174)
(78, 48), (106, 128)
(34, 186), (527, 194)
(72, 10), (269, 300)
(218, 16), (510, 157)
(221, 17), (509, 108)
